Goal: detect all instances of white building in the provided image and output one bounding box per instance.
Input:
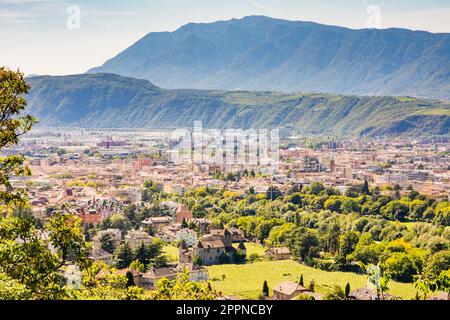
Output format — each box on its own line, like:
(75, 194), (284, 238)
(176, 228), (198, 247)
(125, 229), (154, 249)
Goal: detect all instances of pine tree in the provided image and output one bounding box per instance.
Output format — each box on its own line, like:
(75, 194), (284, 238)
(100, 233), (115, 254)
(115, 242), (134, 269)
(134, 243), (149, 266)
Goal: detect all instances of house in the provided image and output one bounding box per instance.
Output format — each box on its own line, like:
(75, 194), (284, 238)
(175, 262), (209, 283)
(176, 228), (198, 247)
(139, 263), (208, 290)
(125, 229), (154, 249)
(160, 226), (180, 243)
(143, 216), (172, 233)
(229, 228), (245, 242)
(181, 229), (246, 266)
(193, 238), (228, 265)
(160, 201), (193, 224)
(76, 207), (102, 225)
(209, 229), (233, 247)
(116, 269), (144, 287)
(273, 281), (308, 300)
(89, 249), (114, 265)
(265, 247), (292, 260)
(160, 226), (197, 246)
(163, 184), (186, 196)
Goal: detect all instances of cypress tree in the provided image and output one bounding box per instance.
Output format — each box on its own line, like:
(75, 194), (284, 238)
(345, 283), (350, 299)
(262, 280), (269, 297)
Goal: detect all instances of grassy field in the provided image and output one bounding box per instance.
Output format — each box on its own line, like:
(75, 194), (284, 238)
(207, 260), (417, 300)
(162, 244), (179, 262)
(242, 242), (266, 258)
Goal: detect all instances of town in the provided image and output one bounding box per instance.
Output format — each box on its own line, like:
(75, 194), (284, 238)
(3, 128), (449, 300)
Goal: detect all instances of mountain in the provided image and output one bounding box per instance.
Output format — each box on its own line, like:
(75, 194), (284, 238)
(26, 73), (450, 137)
(88, 16), (450, 99)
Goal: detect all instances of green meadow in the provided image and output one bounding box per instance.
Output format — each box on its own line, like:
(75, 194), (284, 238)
(207, 260), (417, 300)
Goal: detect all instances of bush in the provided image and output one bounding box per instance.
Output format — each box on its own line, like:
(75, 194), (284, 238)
(314, 259), (335, 271)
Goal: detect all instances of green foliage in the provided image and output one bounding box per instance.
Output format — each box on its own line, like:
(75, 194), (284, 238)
(148, 271), (216, 300)
(115, 243), (134, 269)
(100, 233), (116, 254)
(0, 67), (37, 207)
(0, 212), (89, 299)
(424, 251), (450, 278)
(323, 285), (347, 300)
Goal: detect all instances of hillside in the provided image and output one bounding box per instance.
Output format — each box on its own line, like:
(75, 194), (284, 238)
(26, 73), (450, 137)
(88, 16), (450, 99)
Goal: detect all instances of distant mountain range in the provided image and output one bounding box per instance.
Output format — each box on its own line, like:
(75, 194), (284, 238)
(26, 73), (450, 137)
(88, 16), (450, 100)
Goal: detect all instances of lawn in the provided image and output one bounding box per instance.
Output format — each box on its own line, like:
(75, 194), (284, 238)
(162, 244), (179, 262)
(207, 260), (417, 300)
(241, 242), (266, 258)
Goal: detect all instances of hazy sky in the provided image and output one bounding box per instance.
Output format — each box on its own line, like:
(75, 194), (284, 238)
(2, 0), (450, 75)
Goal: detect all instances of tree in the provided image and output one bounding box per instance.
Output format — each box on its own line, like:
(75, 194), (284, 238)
(427, 236), (448, 254)
(286, 228), (319, 263)
(362, 180), (370, 195)
(384, 252), (418, 282)
(115, 243), (134, 269)
(262, 280), (269, 297)
(424, 251), (450, 278)
(0, 272), (30, 300)
(0, 67), (37, 207)
(125, 271), (135, 287)
(71, 262), (144, 300)
(129, 260), (145, 272)
(0, 212), (89, 299)
(324, 285), (346, 300)
(435, 273), (450, 300)
(345, 283), (350, 299)
(149, 271), (216, 300)
(100, 233), (116, 254)
(364, 264), (391, 300)
(339, 231), (360, 256)
(299, 274), (304, 287)
(266, 186), (283, 201)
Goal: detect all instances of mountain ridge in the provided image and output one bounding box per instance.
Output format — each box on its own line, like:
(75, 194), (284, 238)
(87, 15), (450, 99)
(26, 73), (450, 137)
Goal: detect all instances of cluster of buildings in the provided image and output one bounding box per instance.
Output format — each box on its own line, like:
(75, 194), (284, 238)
(11, 131), (448, 223)
(4, 130), (449, 299)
